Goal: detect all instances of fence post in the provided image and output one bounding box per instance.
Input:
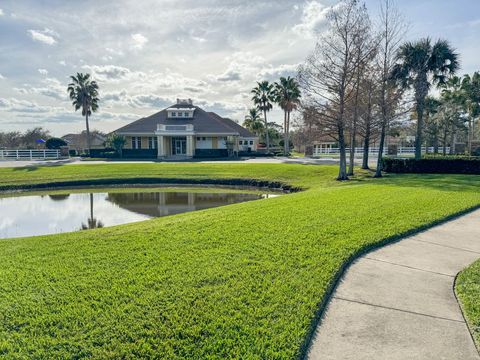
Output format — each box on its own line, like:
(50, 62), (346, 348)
(16, 150), (19, 160)
(29, 150), (33, 160)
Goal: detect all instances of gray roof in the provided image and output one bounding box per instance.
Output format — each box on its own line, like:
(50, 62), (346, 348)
(114, 105), (255, 137)
(207, 113), (256, 138)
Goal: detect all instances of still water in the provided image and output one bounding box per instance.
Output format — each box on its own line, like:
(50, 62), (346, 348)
(0, 190), (272, 239)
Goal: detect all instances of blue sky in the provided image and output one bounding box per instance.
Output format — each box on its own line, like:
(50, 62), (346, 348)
(0, 0), (479, 136)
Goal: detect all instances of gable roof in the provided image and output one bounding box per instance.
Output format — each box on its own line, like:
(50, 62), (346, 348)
(113, 104), (256, 137)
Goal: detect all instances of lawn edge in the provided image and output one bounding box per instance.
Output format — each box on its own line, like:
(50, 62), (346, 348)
(0, 177), (303, 193)
(299, 204), (480, 360)
(454, 266), (480, 355)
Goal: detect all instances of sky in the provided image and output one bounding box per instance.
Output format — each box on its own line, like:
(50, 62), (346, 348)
(0, 0), (480, 136)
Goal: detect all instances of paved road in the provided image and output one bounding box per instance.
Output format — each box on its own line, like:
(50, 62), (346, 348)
(307, 209), (480, 360)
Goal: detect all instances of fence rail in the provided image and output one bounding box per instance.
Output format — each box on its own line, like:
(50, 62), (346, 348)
(313, 146), (451, 157)
(0, 149), (62, 160)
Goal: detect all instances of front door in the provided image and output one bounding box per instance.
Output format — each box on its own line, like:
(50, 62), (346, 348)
(172, 137), (187, 155)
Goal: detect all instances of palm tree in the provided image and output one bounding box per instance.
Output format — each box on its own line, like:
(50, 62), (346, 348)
(251, 81), (275, 152)
(243, 108), (265, 137)
(274, 76), (301, 156)
(391, 38), (459, 159)
(67, 73), (99, 155)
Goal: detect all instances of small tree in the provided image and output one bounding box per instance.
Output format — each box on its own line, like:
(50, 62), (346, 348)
(106, 133), (126, 157)
(46, 137), (68, 149)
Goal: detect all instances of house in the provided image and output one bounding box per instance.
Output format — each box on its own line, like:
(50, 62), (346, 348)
(112, 99), (258, 158)
(62, 131), (106, 154)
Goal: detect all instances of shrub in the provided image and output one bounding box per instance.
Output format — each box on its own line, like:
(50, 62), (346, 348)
(382, 157), (480, 175)
(45, 137), (67, 149)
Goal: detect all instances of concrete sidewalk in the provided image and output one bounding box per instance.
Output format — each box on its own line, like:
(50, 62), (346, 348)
(308, 209), (480, 360)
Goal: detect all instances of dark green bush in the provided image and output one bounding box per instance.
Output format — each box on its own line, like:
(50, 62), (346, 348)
(46, 137), (67, 149)
(382, 157), (480, 175)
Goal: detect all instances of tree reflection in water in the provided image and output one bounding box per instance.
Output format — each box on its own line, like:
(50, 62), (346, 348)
(81, 193), (104, 230)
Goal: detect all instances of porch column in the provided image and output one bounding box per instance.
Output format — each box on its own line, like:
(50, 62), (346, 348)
(157, 136), (164, 158)
(186, 135), (194, 157)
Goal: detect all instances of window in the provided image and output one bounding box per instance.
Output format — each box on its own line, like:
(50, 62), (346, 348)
(184, 112), (189, 117)
(202, 137), (206, 141)
(171, 112), (177, 117)
(196, 137), (201, 141)
(148, 137), (157, 149)
(131, 136), (141, 149)
(239, 140), (243, 145)
(249, 140), (254, 145)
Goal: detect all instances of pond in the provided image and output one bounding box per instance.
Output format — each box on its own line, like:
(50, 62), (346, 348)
(0, 189), (276, 239)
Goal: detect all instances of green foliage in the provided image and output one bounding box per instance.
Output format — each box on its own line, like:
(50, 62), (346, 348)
(0, 164), (479, 358)
(106, 133), (127, 156)
(45, 137), (68, 149)
(456, 259), (480, 350)
(242, 108), (264, 136)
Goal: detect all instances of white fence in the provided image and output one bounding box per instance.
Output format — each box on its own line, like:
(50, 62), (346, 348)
(0, 149), (63, 160)
(313, 146), (451, 157)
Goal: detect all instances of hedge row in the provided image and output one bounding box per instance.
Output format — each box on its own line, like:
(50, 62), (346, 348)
(382, 157), (480, 175)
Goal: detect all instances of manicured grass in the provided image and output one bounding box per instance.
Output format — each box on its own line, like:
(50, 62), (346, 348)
(0, 163), (479, 359)
(456, 260), (480, 351)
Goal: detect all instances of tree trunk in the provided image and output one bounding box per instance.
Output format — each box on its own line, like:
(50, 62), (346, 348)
(284, 111), (291, 156)
(263, 109), (270, 153)
(338, 125), (348, 180)
(442, 127), (448, 156)
(348, 123), (356, 176)
(85, 112), (92, 156)
(468, 116), (473, 155)
(362, 124), (371, 170)
(433, 130), (439, 154)
(283, 111), (288, 156)
(415, 102), (424, 160)
(374, 118), (387, 178)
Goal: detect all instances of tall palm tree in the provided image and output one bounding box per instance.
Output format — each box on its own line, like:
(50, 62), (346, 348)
(391, 38), (459, 159)
(274, 76), (301, 156)
(251, 81), (275, 152)
(243, 108), (265, 137)
(67, 73), (99, 155)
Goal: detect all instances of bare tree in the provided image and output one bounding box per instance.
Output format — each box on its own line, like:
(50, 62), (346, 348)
(299, 0), (374, 180)
(374, 0), (407, 177)
(357, 70), (380, 169)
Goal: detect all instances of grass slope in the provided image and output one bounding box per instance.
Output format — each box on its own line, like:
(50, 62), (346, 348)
(456, 260), (480, 351)
(0, 163), (479, 359)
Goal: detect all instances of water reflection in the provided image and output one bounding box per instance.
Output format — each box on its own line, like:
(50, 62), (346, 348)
(80, 193), (104, 230)
(0, 190), (268, 239)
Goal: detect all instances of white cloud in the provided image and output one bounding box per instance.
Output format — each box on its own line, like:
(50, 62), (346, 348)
(59, 60), (66, 66)
(38, 68), (48, 76)
(27, 28), (59, 45)
(131, 33), (148, 50)
(293, 1), (333, 37)
(81, 64), (146, 82)
(0, 9), (4, 16)
(0, 73), (4, 80)
(0, 97), (62, 113)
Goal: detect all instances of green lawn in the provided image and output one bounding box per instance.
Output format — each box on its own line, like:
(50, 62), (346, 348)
(0, 163), (479, 359)
(456, 260), (480, 351)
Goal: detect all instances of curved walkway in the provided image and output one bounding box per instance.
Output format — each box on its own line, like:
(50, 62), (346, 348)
(308, 209), (480, 360)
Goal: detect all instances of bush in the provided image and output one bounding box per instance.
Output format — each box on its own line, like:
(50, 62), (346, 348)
(382, 157), (480, 175)
(46, 137), (67, 149)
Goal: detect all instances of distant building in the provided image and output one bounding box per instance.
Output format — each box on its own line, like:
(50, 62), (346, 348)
(111, 99), (257, 158)
(62, 131), (106, 154)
